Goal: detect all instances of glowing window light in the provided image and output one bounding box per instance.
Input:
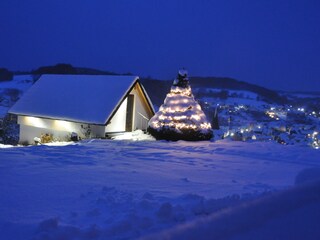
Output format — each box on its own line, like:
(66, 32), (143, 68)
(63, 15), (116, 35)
(54, 120), (73, 131)
(25, 116), (46, 128)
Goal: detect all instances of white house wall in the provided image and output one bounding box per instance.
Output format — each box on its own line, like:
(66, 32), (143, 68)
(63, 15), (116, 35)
(105, 85), (152, 133)
(131, 87), (150, 131)
(105, 98), (127, 133)
(18, 116), (105, 144)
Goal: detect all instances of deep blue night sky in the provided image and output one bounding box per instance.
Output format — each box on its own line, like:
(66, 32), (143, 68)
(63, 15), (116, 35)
(1, 0), (320, 91)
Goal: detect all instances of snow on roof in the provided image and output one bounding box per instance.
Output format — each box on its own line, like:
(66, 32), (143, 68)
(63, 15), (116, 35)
(9, 74), (139, 124)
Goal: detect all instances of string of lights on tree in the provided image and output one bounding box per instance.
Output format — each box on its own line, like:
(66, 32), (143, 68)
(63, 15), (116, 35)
(148, 69), (213, 141)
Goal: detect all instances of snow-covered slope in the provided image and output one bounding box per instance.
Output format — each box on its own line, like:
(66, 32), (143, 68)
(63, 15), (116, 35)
(143, 179), (320, 240)
(0, 75), (33, 118)
(0, 139), (319, 239)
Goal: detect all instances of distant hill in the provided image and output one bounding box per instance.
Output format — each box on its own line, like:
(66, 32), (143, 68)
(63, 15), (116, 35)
(191, 77), (288, 104)
(0, 68), (13, 81)
(140, 76), (288, 107)
(8, 63), (286, 105)
(12, 63), (135, 82)
(32, 63), (118, 75)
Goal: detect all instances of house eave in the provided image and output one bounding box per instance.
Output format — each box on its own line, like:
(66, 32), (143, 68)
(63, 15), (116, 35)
(11, 113), (106, 126)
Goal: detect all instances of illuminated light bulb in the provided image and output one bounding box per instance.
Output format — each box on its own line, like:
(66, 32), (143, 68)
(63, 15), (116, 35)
(191, 115), (201, 121)
(159, 115), (166, 120)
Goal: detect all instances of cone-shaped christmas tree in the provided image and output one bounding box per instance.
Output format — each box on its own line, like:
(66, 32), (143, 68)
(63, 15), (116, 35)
(148, 70), (213, 141)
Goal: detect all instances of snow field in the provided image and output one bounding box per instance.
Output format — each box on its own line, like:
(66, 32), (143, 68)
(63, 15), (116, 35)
(0, 139), (320, 239)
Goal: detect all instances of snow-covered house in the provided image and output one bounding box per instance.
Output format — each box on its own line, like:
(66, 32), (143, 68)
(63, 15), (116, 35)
(9, 74), (154, 144)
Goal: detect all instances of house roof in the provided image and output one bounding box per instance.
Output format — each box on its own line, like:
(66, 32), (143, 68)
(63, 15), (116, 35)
(9, 74), (152, 125)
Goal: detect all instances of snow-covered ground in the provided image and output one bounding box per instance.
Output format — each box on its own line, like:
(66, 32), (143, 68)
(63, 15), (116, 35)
(0, 75), (33, 92)
(1, 138), (320, 239)
(203, 96), (267, 108)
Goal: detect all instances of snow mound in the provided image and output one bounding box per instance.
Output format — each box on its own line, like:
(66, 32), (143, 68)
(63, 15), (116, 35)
(142, 181), (320, 240)
(31, 187), (254, 240)
(42, 141), (79, 147)
(0, 143), (15, 148)
(112, 130), (155, 141)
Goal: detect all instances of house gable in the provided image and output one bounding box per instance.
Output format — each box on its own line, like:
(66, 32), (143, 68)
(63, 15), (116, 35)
(105, 80), (155, 133)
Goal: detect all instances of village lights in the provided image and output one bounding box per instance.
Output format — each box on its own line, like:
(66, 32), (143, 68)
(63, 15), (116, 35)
(309, 131), (320, 149)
